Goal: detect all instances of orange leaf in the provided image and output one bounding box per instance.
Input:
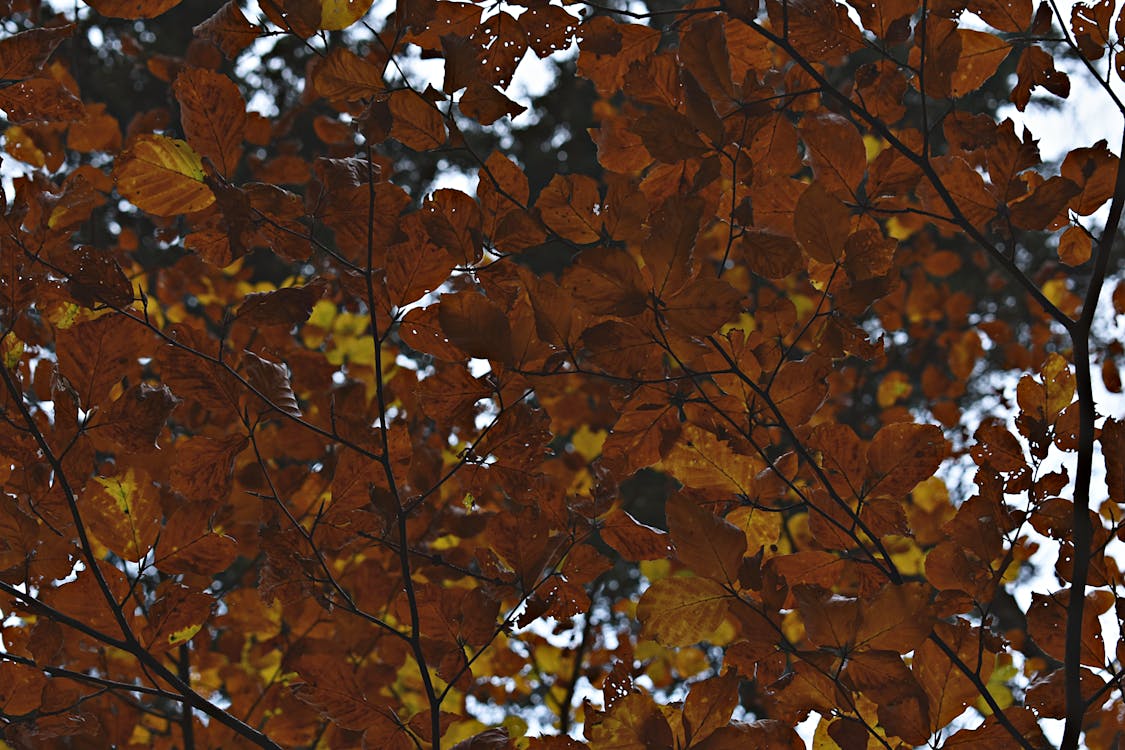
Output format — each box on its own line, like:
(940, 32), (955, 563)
(83, 468), (162, 561)
(536, 173), (603, 244)
(587, 693), (674, 750)
(1062, 140), (1120, 215)
(866, 422), (948, 497)
(1057, 224), (1093, 266)
(602, 394), (681, 476)
(682, 671), (740, 745)
(311, 46), (385, 102)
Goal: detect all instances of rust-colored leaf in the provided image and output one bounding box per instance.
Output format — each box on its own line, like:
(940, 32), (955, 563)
(174, 67), (246, 177)
(0, 24), (75, 81)
(867, 422), (948, 497)
(86, 0), (182, 18)
(193, 1), (260, 58)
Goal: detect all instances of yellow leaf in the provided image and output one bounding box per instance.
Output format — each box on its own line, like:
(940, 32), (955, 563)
(167, 622), (202, 646)
(114, 134), (215, 216)
(637, 576), (731, 646)
(320, 0), (374, 30)
(726, 506), (782, 553)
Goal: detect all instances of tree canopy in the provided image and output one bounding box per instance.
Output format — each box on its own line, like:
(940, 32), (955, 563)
(1, 0), (1124, 748)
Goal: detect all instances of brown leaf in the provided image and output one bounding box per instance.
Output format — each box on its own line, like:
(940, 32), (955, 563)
(599, 508), (673, 561)
(536, 173), (602, 244)
(142, 581), (213, 652)
(389, 90), (447, 150)
(241, 350), (303, 418)
(0, 24), (75, 81)
(422, 188), (483, 265)
(85, 0), (182, 18)
(667, 493), (746, 582)
(459, 81), (526, 125)
(630, 107), (711, 163)
(682, 671), (739, 745)
(1062, 140), (1119, 215)
(800, 114), (867, 196)
(174, 67), (246, 177)
(193, 1), (260, 58)
(679, 15), (733, 99)
(1011, 45), (1069, 111)
(1057, 224), (1093, 266)
(97, 382), (180, 453)
(169, 433), (247, 503)
(310, 46), (385, 102)
(386, 216), (456, 306)
(437, 292), (513, 364)
(56, 314), (139, 406)
(235, 280), (328, 327)
(1007, 175), (1080, 230)
(736, 230), (803, 279)
(0, 78), (85, 123)
(155, 505), (238, 576)
(83, 468), (162, 561)
(795, 181), (850, 264)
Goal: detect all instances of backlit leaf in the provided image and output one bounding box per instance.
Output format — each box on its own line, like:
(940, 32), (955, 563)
(866, 423), (948, 497)
(667, 493), (746, 582)
(84, 468), (161, 561)
(114, 134), (215, 216)
(638, 576), (731, 646)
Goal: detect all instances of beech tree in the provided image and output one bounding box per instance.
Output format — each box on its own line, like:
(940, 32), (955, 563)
(2, 0), (1125, 747)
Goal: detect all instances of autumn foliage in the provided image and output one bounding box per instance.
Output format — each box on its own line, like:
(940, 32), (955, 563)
(2, 0), (1125, 747)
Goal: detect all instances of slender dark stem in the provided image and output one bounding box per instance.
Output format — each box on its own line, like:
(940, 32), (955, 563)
(1060, 121), (1125, 750)
(558, 589), (599, 735)
(361, 143), (442, 749)
(178, 644), (195, 750)
(927, 634), (1037, 750)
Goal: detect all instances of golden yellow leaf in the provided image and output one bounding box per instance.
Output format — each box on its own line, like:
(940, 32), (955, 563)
(114, 134), (215, 216)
